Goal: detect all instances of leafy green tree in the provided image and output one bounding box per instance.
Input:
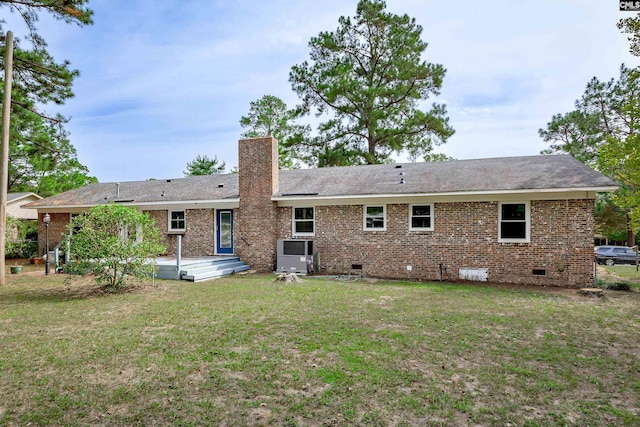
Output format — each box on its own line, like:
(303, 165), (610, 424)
(540, 65), (640, 243)
(539, 65), (638, 164)
(1, 0), (92, 121)
(618, 12), (640, 57)
(598, 132), (640, 235)
(65, 204), (166, 289)
(289, 0), (454, 166)
(423, 152), (455, 162)
(538, 110), (602, 167)
(316, 144), (361, 167)
(0, 0), (95, 195)
(184, 154), (226, 176)
(239, 95), (307, 169)
(595, 195), (631, 244)
(0, 1), (92, 35)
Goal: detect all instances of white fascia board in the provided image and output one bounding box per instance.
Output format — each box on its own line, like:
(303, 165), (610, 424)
(273, 187), (618, 207)
(133, 200), (239, 210)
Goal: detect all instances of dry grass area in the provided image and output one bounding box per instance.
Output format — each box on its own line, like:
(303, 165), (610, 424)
(0, 269), (639, 426)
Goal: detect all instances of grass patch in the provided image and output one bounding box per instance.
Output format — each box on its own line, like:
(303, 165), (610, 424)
(1, 271), (639, 425)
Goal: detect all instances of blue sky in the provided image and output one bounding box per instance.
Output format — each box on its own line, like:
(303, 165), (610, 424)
(4, 0), (639, 182)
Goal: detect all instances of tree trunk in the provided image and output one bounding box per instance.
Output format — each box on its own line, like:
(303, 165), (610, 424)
(627, 213), (636, 246)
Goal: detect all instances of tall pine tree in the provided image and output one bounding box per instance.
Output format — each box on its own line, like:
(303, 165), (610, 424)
(290, 0), (453, 166)
(1, 0), (96, 195)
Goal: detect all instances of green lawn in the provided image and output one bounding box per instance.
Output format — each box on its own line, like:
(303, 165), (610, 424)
(1, 269), (639, 426)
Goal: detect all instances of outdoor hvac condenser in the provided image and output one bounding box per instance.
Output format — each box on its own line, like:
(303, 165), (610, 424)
(276, 239), (315, 274)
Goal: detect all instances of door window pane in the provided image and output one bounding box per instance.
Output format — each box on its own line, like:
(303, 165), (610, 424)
(219, 212), (232, 248)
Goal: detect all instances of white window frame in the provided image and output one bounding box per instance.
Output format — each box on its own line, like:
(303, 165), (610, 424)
(409, 204), (434, 231)
(498, 201), (530, 243)
(363, 205), (386, 231)
(168, 210), (186, 232)
(293, 207), (315, 236)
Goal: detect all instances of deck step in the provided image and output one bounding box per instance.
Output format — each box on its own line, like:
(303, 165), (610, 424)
(155, 256), (251, 281)
(182, 264), (251, 282)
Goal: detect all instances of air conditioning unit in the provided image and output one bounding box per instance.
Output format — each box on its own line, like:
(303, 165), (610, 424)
(277, 239), (315, 274)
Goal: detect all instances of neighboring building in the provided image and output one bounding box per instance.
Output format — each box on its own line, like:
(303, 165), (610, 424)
(8, 192), (42, 220)
(25, 137), (618, 287)
(6, 192), (42, 242)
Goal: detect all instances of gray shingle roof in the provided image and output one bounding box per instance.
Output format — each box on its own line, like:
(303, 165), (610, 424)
(277, 154), (618, 197)
(24, 174), (238, 207)
(25, 155), (617, 208)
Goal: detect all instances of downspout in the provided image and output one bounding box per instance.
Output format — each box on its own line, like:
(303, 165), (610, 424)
(176, 235), (182, 277)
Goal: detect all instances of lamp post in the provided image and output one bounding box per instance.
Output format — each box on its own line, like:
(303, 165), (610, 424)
(43, 213), (50, 275)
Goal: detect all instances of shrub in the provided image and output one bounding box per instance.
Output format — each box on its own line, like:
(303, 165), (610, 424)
(5, 216), (38, 258)
(65, 204), (166, 289)
(605, 281), (631, 291)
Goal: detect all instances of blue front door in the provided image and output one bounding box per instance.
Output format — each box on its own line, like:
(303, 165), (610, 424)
(216, 210), (234, 254)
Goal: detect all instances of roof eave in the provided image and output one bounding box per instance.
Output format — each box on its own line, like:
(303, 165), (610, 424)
(272, 186), (620, 202)
(25, 198), (241, 211)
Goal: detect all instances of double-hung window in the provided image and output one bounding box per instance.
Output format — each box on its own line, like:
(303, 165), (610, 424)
(364, 205), (386, 231)
(293, 207), (314, 236)
(499, 202), (530, 243)
(409, 204), (434, 231)
(169, 210), (186, 232)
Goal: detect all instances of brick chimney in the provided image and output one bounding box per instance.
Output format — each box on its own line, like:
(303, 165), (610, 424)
(236, 135), (279, 272)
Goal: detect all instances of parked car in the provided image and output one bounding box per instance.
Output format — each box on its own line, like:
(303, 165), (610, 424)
(594, 246), (638, 265)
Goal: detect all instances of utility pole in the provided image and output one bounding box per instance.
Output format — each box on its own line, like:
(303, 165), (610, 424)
(0, 31), (14, 286)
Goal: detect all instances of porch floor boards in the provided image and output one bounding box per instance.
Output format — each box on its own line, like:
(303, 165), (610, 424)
(155, 255), (239, 266)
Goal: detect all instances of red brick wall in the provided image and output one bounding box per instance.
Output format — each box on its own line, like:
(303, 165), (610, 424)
(276, 199), (595, 287)
(236, 136), (279, 272)
(37, 212), (70, 256)
(144, 209), (215, 256)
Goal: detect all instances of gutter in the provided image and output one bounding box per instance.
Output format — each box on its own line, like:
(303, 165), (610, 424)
(23, 198), (241, 211)
(271, 186), (619, 202)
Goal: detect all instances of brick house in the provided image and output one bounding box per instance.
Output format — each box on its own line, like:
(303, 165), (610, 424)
(26, 136), (617, 287)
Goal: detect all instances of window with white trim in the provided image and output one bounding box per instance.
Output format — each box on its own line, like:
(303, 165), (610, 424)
(498, 202), (530, 243)
(293, 207), (314, 236)
(409, 204), (433, 231)
(364, 205), (386, 231)
(169, 210), (186, 232)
